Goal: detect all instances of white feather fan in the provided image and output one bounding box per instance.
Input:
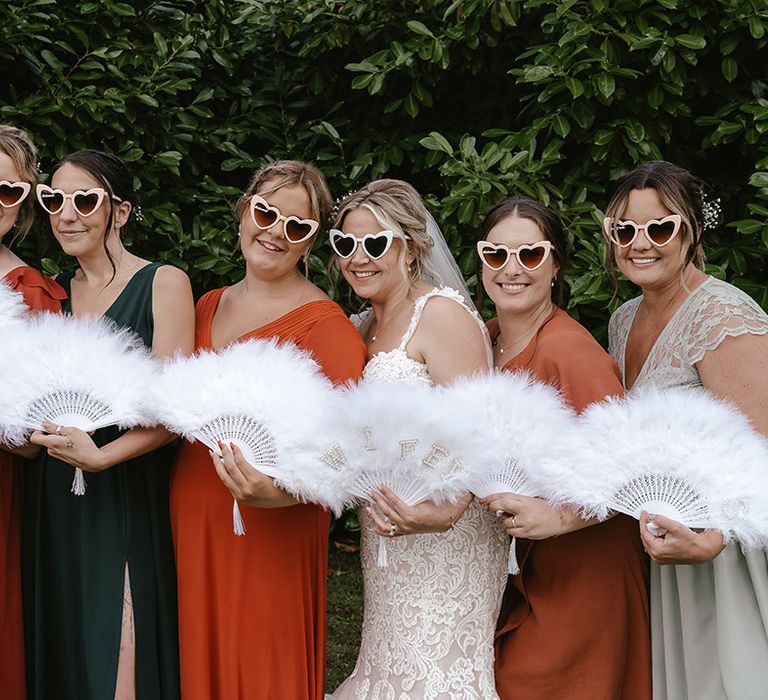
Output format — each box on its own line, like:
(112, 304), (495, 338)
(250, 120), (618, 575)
(550, 386), (768, 549)
(443, 371), (578, 572)
(0, 279), (27, 328)
(309, 379), (496, 566)
(148, 338), (340, 533)
(0, 311), (158, 494)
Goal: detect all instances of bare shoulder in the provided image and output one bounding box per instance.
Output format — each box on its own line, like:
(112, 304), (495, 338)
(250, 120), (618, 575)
(301, 279), (332, 303)
(419, 293), (480, 332)
(153, 264), (192, 293)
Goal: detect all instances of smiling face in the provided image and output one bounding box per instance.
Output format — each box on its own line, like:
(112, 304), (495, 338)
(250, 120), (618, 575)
(0, 150), (26, 241)
(612, 187), (688, 292)
(336, 206), (410, 303)
(481, 214), (558, 317)
(238, 181), (315, 280)
(48, 162), (128, 258)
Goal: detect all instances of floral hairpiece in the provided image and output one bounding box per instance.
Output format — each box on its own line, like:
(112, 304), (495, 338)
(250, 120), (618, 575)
(701, 191), (722, 231)
(329, 189), (355, 225)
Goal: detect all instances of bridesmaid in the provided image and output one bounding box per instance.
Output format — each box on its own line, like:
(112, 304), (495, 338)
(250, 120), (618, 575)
(170, 160), (365, 700)
(477, 196), (651, 699)
(0, 124), (65, 700)
(26, 149), (195, 699)
(604, 161), (768, 700)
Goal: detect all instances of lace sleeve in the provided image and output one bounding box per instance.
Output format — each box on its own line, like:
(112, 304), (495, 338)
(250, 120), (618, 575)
(608, 297), (640, 362)
(684, 280), (768, 366)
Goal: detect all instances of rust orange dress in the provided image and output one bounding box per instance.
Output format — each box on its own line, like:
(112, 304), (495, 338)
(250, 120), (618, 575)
(1, 266), (65, 700)
(170, 288), (366, 700)
(490, 307), (652, 700)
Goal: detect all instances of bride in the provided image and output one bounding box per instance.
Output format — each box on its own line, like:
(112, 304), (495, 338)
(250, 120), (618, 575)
(328, 179), (508, 698)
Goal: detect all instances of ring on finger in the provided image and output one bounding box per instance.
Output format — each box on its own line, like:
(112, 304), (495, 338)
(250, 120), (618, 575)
(495, 509), (504, 518)
(55, 426), (62, 435)
(389, 522), (397, 537)
(511, 515), (517, 529)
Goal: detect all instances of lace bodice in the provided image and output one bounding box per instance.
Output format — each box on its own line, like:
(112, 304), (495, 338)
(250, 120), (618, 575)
(356, 287), (487, 386)
(333, 287), (508, 700)
(608, 277), (768, 390)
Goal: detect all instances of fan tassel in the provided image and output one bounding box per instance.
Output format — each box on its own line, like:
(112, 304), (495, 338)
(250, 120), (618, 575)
(232, 500), (246, 536)
(508, 536), (520, 575)
(377, 536), (388, 568)
(71, 468), (86, 496)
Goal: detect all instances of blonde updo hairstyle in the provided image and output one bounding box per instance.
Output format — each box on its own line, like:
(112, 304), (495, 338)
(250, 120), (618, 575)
(603, 161), (706, 287)
(333, 179), (438, 289)
(0, 124), (39, 242)
(235, 159), (332, 261)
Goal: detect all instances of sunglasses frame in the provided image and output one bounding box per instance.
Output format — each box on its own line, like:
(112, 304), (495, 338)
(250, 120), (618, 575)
(328, 229), (406, 260)
(36, 184), (122, 218)
(0, 180), (32, 208)
(249, 194), (319, 244)
(476, 240), (554, 271)
(603, 214), (682, 249)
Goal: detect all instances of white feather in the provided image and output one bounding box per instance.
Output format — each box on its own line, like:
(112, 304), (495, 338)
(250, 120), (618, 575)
(0, 279), (27, 329)
(0, 312), (158, 447)
(306, 379), (498, 510)
(148, 338), (344, 511)
(443, 371), (578, 498)
(555, 386), (768, 549)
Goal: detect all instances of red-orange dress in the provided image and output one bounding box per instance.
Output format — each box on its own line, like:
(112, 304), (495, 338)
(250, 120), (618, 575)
(1, 266), (65, 700)
(170, 288), (366, 700)
(490, 307), (652, 700)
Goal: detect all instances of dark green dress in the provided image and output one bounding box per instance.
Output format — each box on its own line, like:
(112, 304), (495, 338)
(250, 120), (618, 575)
(23, 263), (180, 700)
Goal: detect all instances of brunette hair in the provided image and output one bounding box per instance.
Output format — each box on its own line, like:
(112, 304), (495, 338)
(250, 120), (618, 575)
(603, 161), (706, 286)
(0, 124), (38, 242)
(476, 195), (570, 308)
(50, 149), (137, 283)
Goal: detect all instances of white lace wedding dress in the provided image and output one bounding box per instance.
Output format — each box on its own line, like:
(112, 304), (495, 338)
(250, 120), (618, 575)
(609, 276), (768, 700)
(331, 287), (508, 700)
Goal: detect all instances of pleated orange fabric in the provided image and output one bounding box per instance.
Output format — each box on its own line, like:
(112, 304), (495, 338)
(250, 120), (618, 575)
(489, 307), (652, 700)
(1, 267), (65, 700)
(171, 288), (365, 700)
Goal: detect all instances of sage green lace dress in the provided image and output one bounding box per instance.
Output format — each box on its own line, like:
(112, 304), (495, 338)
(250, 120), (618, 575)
(609, 276), (768, 700)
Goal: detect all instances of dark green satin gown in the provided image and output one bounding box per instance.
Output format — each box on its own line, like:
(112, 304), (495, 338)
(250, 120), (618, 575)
(23, 263), (180, 700)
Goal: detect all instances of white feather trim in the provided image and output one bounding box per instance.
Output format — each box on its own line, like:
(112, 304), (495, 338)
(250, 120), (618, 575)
(149, 338), (344, 511)
(0, 278), (27, 329)
(555, 386), (768, 549)
(304, 379), (499, 513)
(443, 370), (578, 498)
(0, 312), (158, 446)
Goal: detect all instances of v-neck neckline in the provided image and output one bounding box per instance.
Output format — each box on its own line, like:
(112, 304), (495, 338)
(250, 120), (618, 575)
(64, 263), (155, 319)
(621, 276), (713, 390)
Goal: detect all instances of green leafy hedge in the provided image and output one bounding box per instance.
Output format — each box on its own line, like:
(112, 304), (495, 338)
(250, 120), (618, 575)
(3, 0), (767, 340)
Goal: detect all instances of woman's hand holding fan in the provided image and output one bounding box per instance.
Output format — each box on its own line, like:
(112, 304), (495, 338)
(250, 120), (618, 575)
(443, 371), (579, 573)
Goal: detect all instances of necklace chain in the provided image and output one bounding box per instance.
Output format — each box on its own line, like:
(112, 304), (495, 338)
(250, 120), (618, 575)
(370, 295), (411, 342)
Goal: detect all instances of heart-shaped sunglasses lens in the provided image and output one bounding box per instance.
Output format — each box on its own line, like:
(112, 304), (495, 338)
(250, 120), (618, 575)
(646, 220), (678, 245)
(330, 232), (356, 258)
(517, 245), (548, 270)
(362, 234), (392, 259)
(479, 246), (509, 270)
(252, 202), (279, 229)
(284, 219), (315, 243)
(0, 182), (30, 207)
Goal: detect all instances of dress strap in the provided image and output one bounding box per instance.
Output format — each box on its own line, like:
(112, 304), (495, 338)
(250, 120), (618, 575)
(397, 286), (476, 351)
